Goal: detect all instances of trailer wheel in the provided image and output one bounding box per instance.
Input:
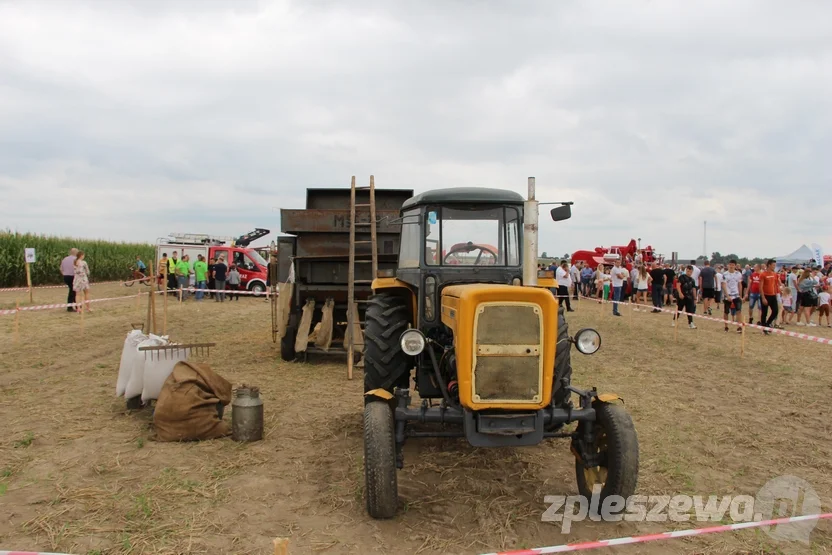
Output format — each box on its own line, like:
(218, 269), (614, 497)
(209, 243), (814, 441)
(574, 401), (639, 509)
(280, 325), (297, 361)
(363, 294), (411, 393)
(364, 400), (398, 519)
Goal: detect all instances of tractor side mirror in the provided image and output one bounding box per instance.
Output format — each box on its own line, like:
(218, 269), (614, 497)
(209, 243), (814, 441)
(550, 205), (572, 222)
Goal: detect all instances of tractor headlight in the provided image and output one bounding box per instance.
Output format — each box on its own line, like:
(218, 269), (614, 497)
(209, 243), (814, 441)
(573, 328), (601, 355)
(400, 329), (426, 356)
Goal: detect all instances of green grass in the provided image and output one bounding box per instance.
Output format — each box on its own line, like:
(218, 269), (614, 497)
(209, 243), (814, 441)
(13, 431), (34, 448)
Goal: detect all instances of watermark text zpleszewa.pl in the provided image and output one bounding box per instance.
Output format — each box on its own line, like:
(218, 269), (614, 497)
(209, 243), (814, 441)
(542, 475), (821, 543)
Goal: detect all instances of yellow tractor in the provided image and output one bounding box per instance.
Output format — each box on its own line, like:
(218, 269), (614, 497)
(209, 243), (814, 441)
(362, 178), (638, 519)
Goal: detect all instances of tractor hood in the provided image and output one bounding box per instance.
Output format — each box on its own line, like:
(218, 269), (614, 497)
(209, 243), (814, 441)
(440, 283), (558, 410)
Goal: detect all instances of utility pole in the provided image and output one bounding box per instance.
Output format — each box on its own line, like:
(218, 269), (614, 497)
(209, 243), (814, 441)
(703, 221), (707, 259)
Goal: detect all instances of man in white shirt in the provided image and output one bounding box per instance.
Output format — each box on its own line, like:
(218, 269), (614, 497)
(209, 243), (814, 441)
(714, 264), (724, 304)
(690, 261), (701, 303)
(556, 261), (575, 312)
(610, 260), (628, 316)
(569, 262), (581, 301)
(722, 259), (744, 332)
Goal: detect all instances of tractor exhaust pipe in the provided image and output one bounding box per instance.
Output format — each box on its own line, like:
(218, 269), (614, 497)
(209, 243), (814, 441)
(523, 176), (539, 286)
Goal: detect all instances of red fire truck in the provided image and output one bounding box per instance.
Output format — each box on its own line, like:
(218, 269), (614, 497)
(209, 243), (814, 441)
(155, 229), (271, 294)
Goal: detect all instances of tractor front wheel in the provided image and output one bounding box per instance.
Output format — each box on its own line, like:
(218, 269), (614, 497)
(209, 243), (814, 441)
(553, 307), (571, 407)
(364, 400), (398, 519)
(574, 401), (639, 508)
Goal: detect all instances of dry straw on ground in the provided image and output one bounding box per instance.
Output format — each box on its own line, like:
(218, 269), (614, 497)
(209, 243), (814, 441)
(0, 285), (831, 554)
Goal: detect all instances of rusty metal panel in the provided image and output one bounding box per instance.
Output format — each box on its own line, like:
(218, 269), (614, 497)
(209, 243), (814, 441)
(305, 188), (414, 210)
(295, 258), (397, 285)
(276, 236), (296, 283)
(280, 209), (403, 234)
(295, 233), (401, 258)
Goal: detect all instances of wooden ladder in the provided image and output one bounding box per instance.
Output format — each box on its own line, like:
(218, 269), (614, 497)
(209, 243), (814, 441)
(347, 175), (378, 379)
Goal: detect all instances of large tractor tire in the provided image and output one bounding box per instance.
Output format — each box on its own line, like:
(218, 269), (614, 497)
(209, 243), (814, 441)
(553, 307), (571, 406)
(363, 294), (411, 393)
(364, 400), (398, 519)
(575, 401), (639, 508)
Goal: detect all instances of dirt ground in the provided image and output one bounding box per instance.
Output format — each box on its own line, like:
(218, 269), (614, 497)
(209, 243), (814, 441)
(1, 284), (831, 555)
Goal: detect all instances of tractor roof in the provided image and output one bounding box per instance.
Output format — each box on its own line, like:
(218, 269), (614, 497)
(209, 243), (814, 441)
(401, 187), (525, 210)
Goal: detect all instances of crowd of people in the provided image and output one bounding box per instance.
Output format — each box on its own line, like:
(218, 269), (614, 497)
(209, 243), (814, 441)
(156, 251), (244, 302)
(542, 256), (832, 333)
(56, 248), (253, 315)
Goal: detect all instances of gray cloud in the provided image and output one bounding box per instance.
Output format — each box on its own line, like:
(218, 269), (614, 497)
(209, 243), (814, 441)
(1, 0), (830, 258)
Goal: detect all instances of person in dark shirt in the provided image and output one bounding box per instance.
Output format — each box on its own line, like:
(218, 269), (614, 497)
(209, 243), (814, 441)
(213, 257), (228, 302)
(663, 264), (676, 306)
(698, 260), (717, 315)
(207, 257), (217, 299)
(673, 265), (697, 328)
(649, 264), (666, 312)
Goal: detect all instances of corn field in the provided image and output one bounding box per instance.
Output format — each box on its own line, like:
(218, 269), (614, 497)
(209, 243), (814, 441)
(0, 231), (155, 287)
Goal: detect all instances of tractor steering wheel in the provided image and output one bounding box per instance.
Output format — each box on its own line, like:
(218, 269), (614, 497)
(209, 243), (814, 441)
(443, 242), (498, 266)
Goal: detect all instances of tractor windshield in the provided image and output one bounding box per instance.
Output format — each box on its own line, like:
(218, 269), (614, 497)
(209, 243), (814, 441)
(425, 206), (520, 267)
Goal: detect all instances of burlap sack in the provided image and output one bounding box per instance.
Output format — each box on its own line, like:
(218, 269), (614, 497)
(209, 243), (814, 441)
(153, 361), (232, 441)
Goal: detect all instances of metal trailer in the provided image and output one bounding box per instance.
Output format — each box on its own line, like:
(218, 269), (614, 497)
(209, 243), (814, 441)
(274, 187), (414, 359)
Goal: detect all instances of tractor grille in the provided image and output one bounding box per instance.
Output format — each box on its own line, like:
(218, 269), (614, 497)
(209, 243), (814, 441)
(473, 303), (543, 403)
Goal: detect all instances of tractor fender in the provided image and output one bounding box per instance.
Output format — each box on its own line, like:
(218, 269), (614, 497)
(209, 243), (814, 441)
(595, 393), (624, 404)
(365, 388), (394, 402)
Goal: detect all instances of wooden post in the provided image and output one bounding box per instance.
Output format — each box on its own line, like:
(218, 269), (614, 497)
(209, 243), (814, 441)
(273, 538), (289, 555)
(14, 300), (20, 342)
(149, 261), (157, 335)
(628, 297), (633, 326)
(674, 310), (679, 342)
(347, 301), (364, 378)
(25, 261), (33, 304)
(162, 263), (168, 335)
(80, 299), (85, 333)
(740, 324), (746, 358)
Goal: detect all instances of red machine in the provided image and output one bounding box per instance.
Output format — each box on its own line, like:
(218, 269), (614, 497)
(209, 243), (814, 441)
(571, 239), (659, 270)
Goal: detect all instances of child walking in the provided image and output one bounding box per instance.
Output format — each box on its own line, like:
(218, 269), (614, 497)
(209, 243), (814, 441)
(780, 286), (794, 326)
(818, 288), (831, 327)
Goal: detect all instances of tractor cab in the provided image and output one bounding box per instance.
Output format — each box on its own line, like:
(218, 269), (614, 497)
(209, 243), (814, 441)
(362, 179), (639, 520)
(391, 188), (527, 323)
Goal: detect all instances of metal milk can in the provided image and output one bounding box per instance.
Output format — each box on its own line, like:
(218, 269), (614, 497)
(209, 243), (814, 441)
(231, 386), (264, 442)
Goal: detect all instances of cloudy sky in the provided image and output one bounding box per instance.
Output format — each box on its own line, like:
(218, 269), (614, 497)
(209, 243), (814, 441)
(1, 0), (830, 259)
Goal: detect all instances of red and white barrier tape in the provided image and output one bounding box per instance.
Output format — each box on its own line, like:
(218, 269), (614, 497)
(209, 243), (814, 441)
(174, 286), (272, 297)
(577, 293), (832, 346)
(0, 281), (120, 292)
(482, 512), (832, 554)
(0, 290), (167, 316)
(0, 287), (276, 316)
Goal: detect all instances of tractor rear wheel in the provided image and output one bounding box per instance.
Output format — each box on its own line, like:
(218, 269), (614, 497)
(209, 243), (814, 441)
(574, 401), (639, 508)
(364, 400), (398, 519)
(363, 294), (410, 393)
